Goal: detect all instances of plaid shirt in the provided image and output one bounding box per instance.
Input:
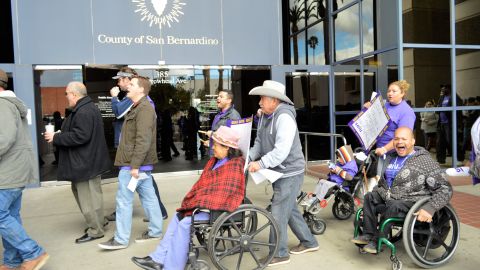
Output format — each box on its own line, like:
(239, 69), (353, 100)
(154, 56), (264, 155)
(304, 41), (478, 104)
(177, 156), (245, 215)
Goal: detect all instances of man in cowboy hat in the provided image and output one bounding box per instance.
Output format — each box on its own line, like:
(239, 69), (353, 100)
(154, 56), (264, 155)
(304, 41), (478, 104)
(248, 80), (319, 266)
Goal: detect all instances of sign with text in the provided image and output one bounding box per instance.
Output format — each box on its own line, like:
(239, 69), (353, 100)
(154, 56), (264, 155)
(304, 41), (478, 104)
(348, 94), (391, 151)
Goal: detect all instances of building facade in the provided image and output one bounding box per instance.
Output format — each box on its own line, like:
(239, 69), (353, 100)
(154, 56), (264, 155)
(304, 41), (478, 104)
(1, 0), (479, 181)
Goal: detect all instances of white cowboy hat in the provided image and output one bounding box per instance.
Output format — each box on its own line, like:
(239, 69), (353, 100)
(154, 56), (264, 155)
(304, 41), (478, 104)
(248, 80), (293, 105)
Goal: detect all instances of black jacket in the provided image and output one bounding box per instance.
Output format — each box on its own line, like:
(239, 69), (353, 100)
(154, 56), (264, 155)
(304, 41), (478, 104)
(53, 96), (111, 182)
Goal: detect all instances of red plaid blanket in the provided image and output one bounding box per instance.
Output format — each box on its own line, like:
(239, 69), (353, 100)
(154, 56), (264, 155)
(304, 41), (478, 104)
(177, 157), (245, 215)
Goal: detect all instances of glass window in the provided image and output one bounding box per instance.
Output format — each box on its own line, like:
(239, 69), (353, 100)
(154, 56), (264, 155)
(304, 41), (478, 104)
(307, 23), (325, 65)
(335, 4), (360, 61)
(291, 32), (307, 65)
(334, 62), (362, 111)
(335, 114), (362, 151)
(36, 68), (83, 181)
(455, 0), (480, 45)
(362, 0), (375, 54)
(456, 49), (480, 104)
(286, 72), (330, 161)
(336, 0), (356, 10)
(402, 0), (450, 44)
(0, 0), (14, 63)
(289, 0), (306, 35)
(403, 48), (451, 108)
(373, 0), (398, 49)
(307, 0), (320, 25)
(363, 49), (399, 101)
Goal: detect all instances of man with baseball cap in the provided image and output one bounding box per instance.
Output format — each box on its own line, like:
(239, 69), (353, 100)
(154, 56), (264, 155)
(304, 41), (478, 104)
(110, 67), (137, 148)
(248, 80), (319, 266)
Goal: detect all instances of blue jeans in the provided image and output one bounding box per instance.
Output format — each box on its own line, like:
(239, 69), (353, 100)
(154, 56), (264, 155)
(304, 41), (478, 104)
(270, 174), (318, 258)
(114, 170), (163, 245)
(0, 188), (44, 268)
(150, 212), (209, 269)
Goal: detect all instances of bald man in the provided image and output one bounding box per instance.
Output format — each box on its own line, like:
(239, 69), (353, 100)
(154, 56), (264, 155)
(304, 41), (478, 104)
(351, 127), (452, 254)
(44, 81), (111, 244)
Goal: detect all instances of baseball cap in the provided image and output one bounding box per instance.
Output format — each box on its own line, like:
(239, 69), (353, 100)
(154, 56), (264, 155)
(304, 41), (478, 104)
(112, 71), (134, 79)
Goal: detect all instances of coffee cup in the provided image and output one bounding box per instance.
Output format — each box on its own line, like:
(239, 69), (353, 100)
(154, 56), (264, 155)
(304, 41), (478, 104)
(45, 124), (54, 133)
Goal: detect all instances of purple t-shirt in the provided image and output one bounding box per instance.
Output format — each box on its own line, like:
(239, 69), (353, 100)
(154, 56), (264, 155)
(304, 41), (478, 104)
(439, 96), (450, 124)
(329, 160), (358, 186)
(377, 100), (416, 148)
(385, 153), (414, 187)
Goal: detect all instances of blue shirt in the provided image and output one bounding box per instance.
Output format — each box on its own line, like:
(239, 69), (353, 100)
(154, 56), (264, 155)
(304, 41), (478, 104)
(385, 153), (414, 187)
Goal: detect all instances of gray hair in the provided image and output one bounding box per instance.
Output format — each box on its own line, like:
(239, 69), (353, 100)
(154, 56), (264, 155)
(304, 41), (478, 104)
(67, 81), (87, 97)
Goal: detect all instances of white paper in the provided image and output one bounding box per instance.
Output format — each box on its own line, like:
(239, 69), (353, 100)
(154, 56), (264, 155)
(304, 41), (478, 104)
(250, 169), (283, 185)
(350, 94), (389, 150)
(127, 172), (150, 192)
(228, 116), (253, 172)
(370, 91), (377, 101)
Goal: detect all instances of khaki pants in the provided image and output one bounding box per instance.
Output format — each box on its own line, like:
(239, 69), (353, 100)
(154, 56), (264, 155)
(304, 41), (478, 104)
(71, 176), (105, 237)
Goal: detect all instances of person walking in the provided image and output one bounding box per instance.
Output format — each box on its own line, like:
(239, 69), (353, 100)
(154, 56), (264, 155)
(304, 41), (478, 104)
(203, 90), (241, 156)
(98, 76), (163, 250)
(44, 81), (111, 244)
(107, 67), (168, 222)
(247, 80), (319, 266)
(1, 68), (49, 270)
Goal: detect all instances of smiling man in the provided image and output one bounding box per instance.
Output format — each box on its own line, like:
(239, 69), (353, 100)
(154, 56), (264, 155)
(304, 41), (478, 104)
(351, 127), (453, 254)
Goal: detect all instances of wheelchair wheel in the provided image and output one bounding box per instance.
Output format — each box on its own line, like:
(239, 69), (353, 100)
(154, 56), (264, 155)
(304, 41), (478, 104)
(403, 198), (460, 268)
(309, 218), (326, 235)
(207, 204), (279, 270)
(332, 192), (355, 220)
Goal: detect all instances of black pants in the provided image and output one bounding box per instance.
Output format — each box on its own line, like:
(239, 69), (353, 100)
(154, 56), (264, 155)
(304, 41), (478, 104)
(436, 123), (465, 162)
(362, 192), (414, 239)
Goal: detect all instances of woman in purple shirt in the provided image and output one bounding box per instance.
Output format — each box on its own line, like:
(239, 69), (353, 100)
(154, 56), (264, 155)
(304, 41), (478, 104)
(367, 80), (416, 177)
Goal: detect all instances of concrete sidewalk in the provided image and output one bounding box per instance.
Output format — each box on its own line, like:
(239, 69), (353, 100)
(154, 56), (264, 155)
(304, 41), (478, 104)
(2, 173), (479, 270)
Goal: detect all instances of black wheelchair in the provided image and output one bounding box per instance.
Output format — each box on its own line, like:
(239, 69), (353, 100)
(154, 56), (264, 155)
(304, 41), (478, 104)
(353, 197), (460, 270)
(186, 197), (280, 270)
(297, 150), (378, 235)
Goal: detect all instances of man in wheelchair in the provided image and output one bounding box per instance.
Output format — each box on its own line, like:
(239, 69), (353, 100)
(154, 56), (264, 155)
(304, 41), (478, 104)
(131, 126), (245, 270)
(351, 127), (452, 254)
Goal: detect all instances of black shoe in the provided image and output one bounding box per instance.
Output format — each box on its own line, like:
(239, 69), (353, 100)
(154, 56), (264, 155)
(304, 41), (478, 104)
(105, 212), (116, 221)
(75, 233), (104, 244)
(131, 256), (163, 270)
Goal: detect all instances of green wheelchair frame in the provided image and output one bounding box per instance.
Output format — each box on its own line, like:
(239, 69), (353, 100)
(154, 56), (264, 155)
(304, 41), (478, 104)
(353, 197), (460, 270)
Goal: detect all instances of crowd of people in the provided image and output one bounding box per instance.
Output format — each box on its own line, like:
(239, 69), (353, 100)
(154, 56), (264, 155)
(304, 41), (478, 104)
(1, 66), (479, 270)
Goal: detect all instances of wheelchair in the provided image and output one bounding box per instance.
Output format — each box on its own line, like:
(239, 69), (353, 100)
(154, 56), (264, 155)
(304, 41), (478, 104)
(297, 150), (378, 235)
(186, 197), (280, 270)
(353, 197), (460, 270)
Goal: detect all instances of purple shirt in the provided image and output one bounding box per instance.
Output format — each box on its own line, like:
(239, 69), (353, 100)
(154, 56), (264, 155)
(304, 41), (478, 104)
(120, 165), (154, 171)
(377, 100), (416, 148)
(329, 160), (358, 186)
(212, 157), (229, 170)
(385, 153), (414, 187)
(439, 96), (450, 124)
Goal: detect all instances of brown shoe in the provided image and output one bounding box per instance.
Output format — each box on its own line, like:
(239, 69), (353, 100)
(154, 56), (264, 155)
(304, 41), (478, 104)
(289, 244), (319, 255)
(267, 256), (290, 267)
(19, 253), (49, 270)
(0, 265), (18, 270)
